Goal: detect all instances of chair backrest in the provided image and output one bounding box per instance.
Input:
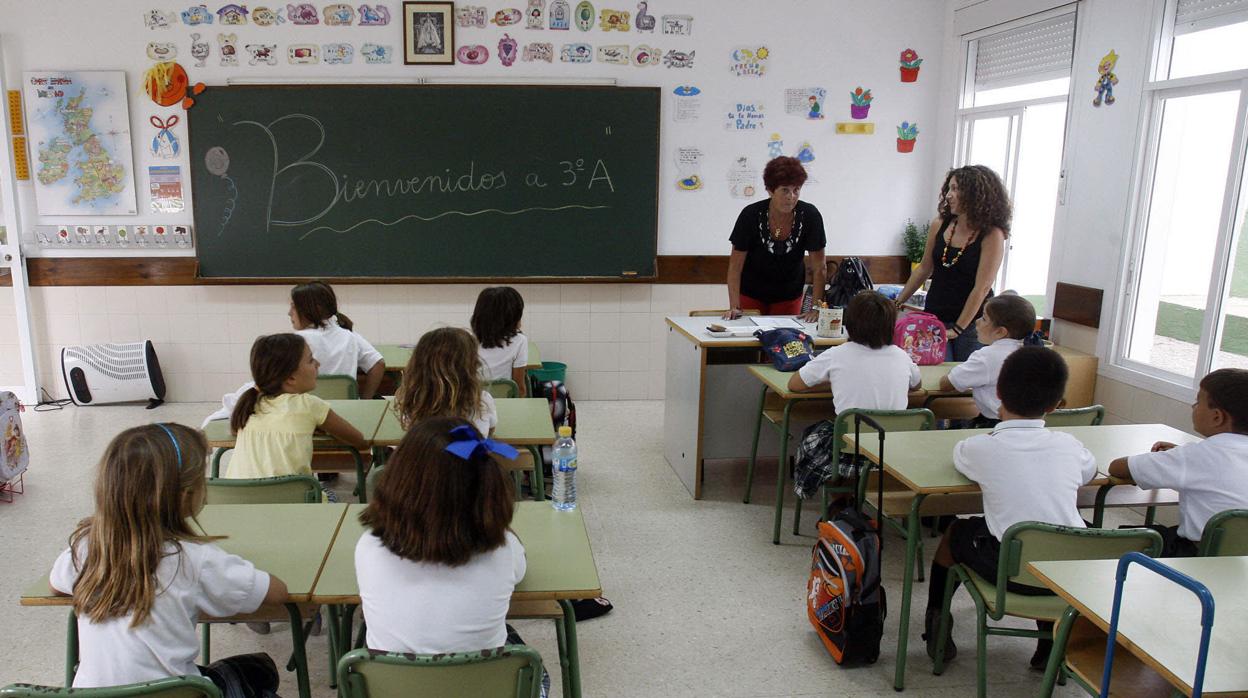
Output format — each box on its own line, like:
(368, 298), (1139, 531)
(1, 676), (221, 698)
(687, 309), (760, 317)
(832, 408), (935, 499)
(313, 374), (360, 400)
(1198, 509), (1248, 556)
(485, 378), (520, 399)
(994, 522), (1162, 616)
(1043, 405), (1106, 427)
(205, 474), (324, 504)
(337, 646), (544, 698)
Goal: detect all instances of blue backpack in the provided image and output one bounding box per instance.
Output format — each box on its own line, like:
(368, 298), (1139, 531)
(755, 328), (814, 371)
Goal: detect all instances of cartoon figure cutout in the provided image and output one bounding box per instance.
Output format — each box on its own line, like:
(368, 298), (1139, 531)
(527, 0), (544, 29)
(247, 43), (278, 65)
(456, 5), (486, 26)
(498, 34), (519, 66)
(1094, 49), (1119, 107)
(219, 33), (239, 65)
(181, 4), (214, 24)
(287, 3), (319, 23)
(150, 115), (181, 158)
(574, 0), (594, 31)
(217, 4), (249, 24)
(549, 0), (569, 28)
(190, 33), (210, 66)
(324, 3), (354, 24)
(252, 6), (285, 24)
(523, 42), (554, 62)
(145, 9), (175, 29)
(635, 1), (654, 31)
(358, 3), (390, 24)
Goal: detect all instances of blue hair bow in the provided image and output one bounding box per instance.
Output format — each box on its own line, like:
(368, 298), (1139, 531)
(444, 425), (519, 461)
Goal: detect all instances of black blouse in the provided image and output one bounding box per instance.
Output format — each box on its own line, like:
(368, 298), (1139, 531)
(729, 200), (827, 303)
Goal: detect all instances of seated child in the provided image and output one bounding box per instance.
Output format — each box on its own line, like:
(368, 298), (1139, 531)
(52, 423), (288, 694)
(924, 347), (1096, 668)
(471, 286), (529, 396)
(290, 280), (386, 399)
(395, 327), (497, 437)
(356, 416), (549, 697)
(939, 293), (1036, 428)
(227, 333), (368, 479)
(1108, 368), (1248, 556)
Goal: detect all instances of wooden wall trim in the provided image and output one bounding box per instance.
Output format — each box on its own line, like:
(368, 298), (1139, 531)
(1052, 282), (1103, 329)
(12, 254), (912, 286)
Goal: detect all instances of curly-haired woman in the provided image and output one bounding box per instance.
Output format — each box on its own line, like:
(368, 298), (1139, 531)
(723, 156), (827, 321)
(895, 165), (1011, 361)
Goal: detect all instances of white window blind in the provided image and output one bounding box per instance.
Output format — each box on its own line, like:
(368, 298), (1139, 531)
(1175, 0), (1248, 34)
(973, 13), (1075, 90)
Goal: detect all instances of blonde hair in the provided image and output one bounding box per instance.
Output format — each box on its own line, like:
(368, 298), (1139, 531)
(68, 423), (212, 627)
(394, 327), (486, 429)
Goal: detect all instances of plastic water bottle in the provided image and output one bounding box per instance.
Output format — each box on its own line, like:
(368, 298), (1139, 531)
(551, 425), (578, 511)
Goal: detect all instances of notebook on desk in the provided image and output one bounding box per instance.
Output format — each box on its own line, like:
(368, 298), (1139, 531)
(749, 316), (803, 329)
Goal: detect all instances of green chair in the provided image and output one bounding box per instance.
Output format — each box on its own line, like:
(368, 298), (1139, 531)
(486, 379), (520, 399)
(205, 474), (323, 504)
(336, 646), (545, 698)
(932, 522), (1163, 698)
(1043, 405), (1105, 427)
(312, 374), (360, 400)
(1198, 508), (1248, 556)
(1, 676), (221, 698)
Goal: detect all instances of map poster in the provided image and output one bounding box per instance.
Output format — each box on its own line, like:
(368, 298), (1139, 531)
(23, 71), (137, 215)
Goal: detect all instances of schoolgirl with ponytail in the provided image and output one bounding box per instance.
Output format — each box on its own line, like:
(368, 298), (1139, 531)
(289, 280), (386, 399)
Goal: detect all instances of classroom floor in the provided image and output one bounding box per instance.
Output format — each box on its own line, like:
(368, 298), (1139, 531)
(1, 401), (1157, 697)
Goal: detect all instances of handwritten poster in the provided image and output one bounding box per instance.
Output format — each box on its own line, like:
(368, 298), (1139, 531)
(727, 155), (759, 198)
(725, 101), (765, 131)
(784, 87), (827, 120)
(674, 146), (704, 191)
(672, 85), (702, 122)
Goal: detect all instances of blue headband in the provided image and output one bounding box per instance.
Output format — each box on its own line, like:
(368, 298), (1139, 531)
(444, 425), (519, 461)
(155, 423), (182, 468)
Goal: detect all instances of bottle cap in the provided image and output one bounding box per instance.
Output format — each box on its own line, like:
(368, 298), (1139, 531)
(558, 426), (573, 437)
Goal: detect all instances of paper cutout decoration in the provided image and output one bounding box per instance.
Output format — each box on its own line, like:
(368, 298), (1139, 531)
(635, 1), (654, 31)
(246, 44), (278, 65)
(492, 8), (522, 25)
(549, 0), (569, 28)
(149, 165), (184, 213)
(661, 14), (691, 35)
(597, 45), (629, 65)
(323, 42), (354, 63)
(115, 226), (129, 246)
(767, 133), (783, 158)
(725, 101), (764, 131)
(252, 6), (286, 25)
(133, 224), (149, 246)
(900, 48), (922, 82)
(153, 225), (170, 246)
(599, 8), (630, 31)
(727, 156), (759, 198)
(523, 42), (554, 62)
(147, 42), (177, 61)
(632, 45), (660, 67)
(835, 122), (874, 135)
(143, 61), (191, 106)
(92, 225), (108, 244)
(730, 47), (768, 77)
(217, 4), (249, 24)
(219, 33), (239, 65)
(358, 4), (390, 24)
(190, 33), (210, 67)
(145, 9), (175, 28)
(897, 121), (918, 152)
(288, 44), (320, 63)
(574, 1), (594, 31)
(498, 34), (519, 66)
(663, 49), (694, 68)
(794, 140), (814, 164)
(150, 115), (181, 158)
(324, 3), (354, 24)
(671, 85), (701, 121)
(456, 5), (486, 26)
(287, 3), (320, 23)
(361, 43), (392, 62)
(527, 0), (544, 28)
(457, 45), (490, 64)
(561, 43), (592, 62)
(1094, 49), (1119, 107)
(849, 87), (872, 119)
(674, 146), (703, 191)
(181, 5), (214, 24)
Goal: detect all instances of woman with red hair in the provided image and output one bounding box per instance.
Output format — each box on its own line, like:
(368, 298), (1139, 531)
(723, 156), (826, 320)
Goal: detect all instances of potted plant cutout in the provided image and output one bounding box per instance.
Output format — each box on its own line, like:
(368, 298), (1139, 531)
(850, 87), (872, 119)
(897, 121), (918, 152)
(903, 218), (927, 271)
(900, 48), (922, 82)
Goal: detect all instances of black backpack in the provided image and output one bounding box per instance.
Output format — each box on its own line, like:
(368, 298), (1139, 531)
(824, 257), (874, 308)
(536, 379), (576, 470)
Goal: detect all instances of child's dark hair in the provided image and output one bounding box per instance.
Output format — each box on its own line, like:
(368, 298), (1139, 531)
(291, 280), (353, 331)
(983, 294), (1036, 340)
(997, 346), (1067, 418)
(360, 416), (514, 566)
(231, 333), (308, 433)
(1200, 368), (1248, 434)
(843, 290), (896, 349)
(470, 286), (525, 349)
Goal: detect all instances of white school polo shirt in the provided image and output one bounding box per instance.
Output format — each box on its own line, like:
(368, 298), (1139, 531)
(796, 342), (921, 415)
(297, 317), (384, 378)
(946, 337), (1023, 419)
(50, 540), (270, 687)
(1127, 433), (1248, 542)
(953, 419), (1097, 540)
(479, 333), (529, 382)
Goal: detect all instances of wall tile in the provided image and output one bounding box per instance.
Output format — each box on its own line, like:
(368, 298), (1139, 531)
(560, 285), (592, 312)
(590, 285), (621, 312)
(589, 342), (621, 371)
(648, 369), (666, 399)
(589, 371), (620, 400)
(105, 287), (138, 315)
(619, 284), (651, 312)
(226, 314), (261, 344)
(650, 284), (683, 314)
(139, 314), (172, 344)
(45, 314), (81, 345)
(198, 287), (233, 315)
(78, 314), (112, 344)
(559, 312), (592, 342)
(619, 312), (650, 339)
(619, 371), (649, 399)
(564, 370), (589, 397)
(374, 312), (415, 344)
(519, 284), (561, 307)
(108, 314), (141, 342)
(556, 342), (591, 372)
(589, 312), (621, 342)
(197, 315), (231, 344)
(168, 314), (202, 344)
(619, 342), (651, 372)
(524, 312), (560, 343)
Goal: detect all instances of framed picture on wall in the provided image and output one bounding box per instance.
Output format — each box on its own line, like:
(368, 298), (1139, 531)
(403, 2), (455, 65)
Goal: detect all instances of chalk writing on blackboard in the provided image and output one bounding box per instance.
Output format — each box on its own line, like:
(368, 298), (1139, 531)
(299, 204), (610, 239)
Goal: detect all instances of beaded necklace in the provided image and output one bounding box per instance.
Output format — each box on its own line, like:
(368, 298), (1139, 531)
(940, 217), (975, 268)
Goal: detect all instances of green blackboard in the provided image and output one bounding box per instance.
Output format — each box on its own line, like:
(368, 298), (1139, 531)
(188, 85), (659, 279)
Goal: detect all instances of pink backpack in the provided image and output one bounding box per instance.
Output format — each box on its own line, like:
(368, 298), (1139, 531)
(894, 312), (947, 365)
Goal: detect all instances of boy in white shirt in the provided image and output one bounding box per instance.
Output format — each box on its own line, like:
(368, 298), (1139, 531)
(939, 293), (1036, 428)
(1109, 368), (1248, 556)
(924, 347), (1096, 667)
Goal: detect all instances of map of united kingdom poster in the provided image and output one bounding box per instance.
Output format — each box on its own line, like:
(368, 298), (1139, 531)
(23, 71), (137, 215)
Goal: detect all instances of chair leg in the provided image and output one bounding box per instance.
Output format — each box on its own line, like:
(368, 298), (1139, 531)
(65, 610), (78, 687)
(326, 605), (341, 690)
(792, 492), (803, 535)
(744, 385), (768, 504)
(554, 608), (570, 697)
(975, 606), (989, 698)
(1144, 505), (1158, 526)
(528, 446), (545, 501)
(211, 448), (226, 478)
(1040, 606), (1080, 698)
(1092, 484), (1113, 528)
(932, 567), (959, 675)
(200, 623), (211, 664)
(893, 494), (928, 691)
(284, 603), (312, 698)
(772, 402), (795, 544)
(349, 448), (367, 503)
(558, 599), (582, 698)
(915, 533), (926, 582)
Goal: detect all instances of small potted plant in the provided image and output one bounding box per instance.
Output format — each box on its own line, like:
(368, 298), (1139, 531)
(903, 219), (927, 270)
(849, 87), (872, 119)
(897, 121), (918, 152)
(900, 48), (923, 82)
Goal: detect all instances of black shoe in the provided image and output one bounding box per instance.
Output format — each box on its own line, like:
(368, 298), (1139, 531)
(571, 597), (613, 621)
(317, 473), (339, 482)
(1030, 638), (1053, 670)
(923, 607), (957, 662)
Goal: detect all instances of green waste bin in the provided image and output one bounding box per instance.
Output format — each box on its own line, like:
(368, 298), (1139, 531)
(527, 361), (568, 386)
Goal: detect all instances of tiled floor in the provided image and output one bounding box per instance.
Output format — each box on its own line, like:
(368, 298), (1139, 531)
(0, 400), (1150, 696)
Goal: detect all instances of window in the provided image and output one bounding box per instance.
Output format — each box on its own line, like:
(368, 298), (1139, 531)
(1169, 0), (1248, 78)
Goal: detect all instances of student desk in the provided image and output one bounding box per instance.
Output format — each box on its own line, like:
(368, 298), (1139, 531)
(313, 502), (601, 698)
(376, 342), (542, 373)
(842, 423), (1201, 691)
(19, 503), (350, 698)
(1030, 556), (1248, 697)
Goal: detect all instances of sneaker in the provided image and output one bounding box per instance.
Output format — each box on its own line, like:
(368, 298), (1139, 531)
(923, 607), (957, 662)
(246, 622), (272, 635)
(571, 597), (613, 621)
(1030, 638), (1053, 670)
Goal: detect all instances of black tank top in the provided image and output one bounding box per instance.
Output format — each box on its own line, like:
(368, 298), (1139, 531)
(926, 216), (993, 325)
